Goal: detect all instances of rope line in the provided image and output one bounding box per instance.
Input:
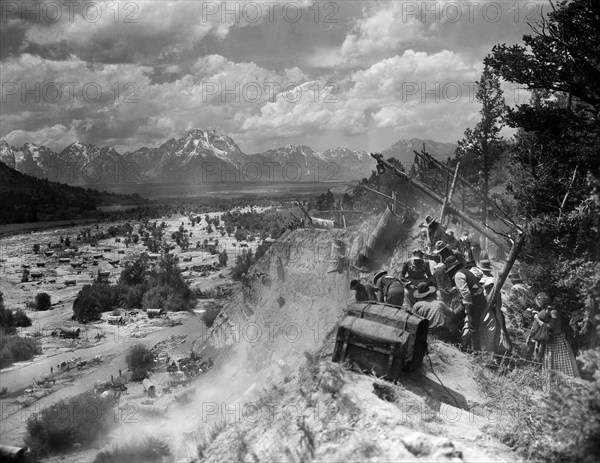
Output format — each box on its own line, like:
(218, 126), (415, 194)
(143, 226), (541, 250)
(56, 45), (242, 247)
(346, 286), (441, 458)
(425, 348), (461, 409)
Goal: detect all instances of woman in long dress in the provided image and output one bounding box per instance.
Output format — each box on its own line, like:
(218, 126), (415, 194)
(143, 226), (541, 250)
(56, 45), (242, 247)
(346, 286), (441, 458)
(534, 294), (579, 380)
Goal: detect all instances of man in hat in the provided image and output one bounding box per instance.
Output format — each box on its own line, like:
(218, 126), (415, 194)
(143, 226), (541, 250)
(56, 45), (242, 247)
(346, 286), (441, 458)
(445, 255), (486, 350)
(477, 259), (495, 291)
(432, 240), (464, 264)
(401, 249), (433, 306)
(431, 240), (464, 307)
(432, 261), (453, 306)
(350, 279), (377, 302)
(401, 249), (433, 285)
(412, 282), (459, 341)
(458, 231), (478, 268)
(373, 271), (404, 307)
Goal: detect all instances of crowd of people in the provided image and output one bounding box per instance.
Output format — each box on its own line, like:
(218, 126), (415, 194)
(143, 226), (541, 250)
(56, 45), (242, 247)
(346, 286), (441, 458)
(350, 215), (580, 380)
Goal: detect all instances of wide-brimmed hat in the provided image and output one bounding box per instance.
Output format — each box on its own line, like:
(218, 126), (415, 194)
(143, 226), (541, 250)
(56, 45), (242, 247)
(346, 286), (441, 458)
(373, 271), (388, 284)
(444, 256), (463, 274)
(479, 260), (493, 273)
(509, 271), (523, 284)
(433, 240), (448, 254)
(414, 282), (436, 299)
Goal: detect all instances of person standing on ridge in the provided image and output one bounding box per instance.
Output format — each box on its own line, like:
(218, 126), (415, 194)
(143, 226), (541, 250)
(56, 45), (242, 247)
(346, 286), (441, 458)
(445, 255), (486, 350)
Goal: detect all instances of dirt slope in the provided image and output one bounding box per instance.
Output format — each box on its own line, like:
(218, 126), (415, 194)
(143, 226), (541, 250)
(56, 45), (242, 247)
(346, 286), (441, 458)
(178, 227), (518, 462)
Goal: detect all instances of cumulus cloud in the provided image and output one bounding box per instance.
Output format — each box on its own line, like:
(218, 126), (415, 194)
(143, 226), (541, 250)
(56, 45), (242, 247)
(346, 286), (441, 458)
(1, 1), (244, 64)
(4, 124), (78, 150)
(242, 50), (480, 142)
(0, 1), (528, 152)
(340, 2), (426, 63)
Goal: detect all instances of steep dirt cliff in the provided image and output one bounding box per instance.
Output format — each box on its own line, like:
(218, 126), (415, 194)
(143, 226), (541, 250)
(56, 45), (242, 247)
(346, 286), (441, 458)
(177, 226), (518, 462)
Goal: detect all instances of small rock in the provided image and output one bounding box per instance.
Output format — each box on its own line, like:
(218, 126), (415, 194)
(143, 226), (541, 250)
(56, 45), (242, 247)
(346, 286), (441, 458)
(431, 447), (463, 461)
(401, 431), (432, 456)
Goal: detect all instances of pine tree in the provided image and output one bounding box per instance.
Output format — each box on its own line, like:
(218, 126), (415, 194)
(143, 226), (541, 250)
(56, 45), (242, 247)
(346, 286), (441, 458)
(455, 64), (507, 230)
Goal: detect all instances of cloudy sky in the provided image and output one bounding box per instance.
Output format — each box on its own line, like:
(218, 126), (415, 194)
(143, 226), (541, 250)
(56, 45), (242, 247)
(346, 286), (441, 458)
(0, 0), (541, 154)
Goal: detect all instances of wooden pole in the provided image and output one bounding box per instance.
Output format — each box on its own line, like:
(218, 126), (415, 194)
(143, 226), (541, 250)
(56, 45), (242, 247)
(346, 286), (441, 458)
(414, 149), (502, 220)
(413, 149), (487, 203)
(484, 232), (526, 354)
(447, 163), (460, 204)
(361, 185), (407, 209)
(440, 170), (450, 219)
(440, 168), (451, 226)
(442, 162), (461, 226)
(370, 153), (508, 252)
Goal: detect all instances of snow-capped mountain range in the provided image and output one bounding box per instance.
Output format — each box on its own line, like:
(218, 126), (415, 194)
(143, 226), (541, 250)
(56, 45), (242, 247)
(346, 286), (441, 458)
(0, 129), (456, 186)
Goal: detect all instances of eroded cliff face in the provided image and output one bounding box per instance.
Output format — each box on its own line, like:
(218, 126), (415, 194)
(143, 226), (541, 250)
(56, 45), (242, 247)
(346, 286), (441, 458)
(194, 228), (362, 372)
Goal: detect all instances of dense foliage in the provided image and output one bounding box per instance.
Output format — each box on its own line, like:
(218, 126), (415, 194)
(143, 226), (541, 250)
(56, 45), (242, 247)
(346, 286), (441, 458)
(0, 292), (32, 334)
(126, 343), (155, 381)
(73, 250), (195, 322)
(34, 292), (52, 311)
(485, 0), (600, 348)
(230, 240), (273, 281)
(0, 332), (41, 369)
(221, 208), (286, 240)
(25, 392), (114, 457)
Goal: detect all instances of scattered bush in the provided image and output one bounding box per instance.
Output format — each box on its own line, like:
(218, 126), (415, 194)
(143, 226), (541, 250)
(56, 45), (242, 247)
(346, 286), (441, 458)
(34, 292), (51, 311)
(231, 249), (254, 281)
(25, 392), (114, 457)
(94, 436), (171, 463)
(0, 332), (41, 368)
(126, 344), (154, 380)
(13, 309), (32, 328)
(0, 292), (32, 333)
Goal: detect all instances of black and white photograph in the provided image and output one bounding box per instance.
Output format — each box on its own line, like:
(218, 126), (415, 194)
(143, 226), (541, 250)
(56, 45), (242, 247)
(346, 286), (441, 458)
(0, 0), (598, 461)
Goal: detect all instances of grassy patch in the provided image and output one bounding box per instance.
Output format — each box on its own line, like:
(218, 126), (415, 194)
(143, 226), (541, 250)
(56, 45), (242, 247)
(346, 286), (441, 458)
(196, 420), (229, 460)
(94, 435), (171, 462)
(474, 354), (600, 462)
